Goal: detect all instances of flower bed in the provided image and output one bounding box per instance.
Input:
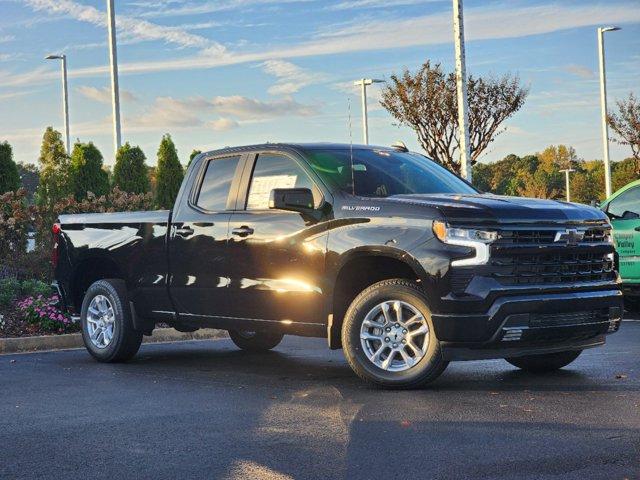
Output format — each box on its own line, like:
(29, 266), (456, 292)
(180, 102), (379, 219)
(0, 279), (78, 338)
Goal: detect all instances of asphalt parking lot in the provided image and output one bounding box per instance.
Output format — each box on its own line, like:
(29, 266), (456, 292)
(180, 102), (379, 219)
(1, 321), (638, 480)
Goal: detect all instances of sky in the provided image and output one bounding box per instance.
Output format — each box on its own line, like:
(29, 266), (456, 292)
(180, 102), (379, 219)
(1, 0), (639, 167)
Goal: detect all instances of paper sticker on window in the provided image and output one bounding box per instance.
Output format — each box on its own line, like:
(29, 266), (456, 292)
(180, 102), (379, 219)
(247, 175), (297, 209)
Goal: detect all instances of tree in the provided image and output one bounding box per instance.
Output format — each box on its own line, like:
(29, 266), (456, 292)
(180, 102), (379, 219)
(35, 127), (72, 209)
(112, 143), (150, 194)
(380, 61), (528, 174)
(188, 149), (202, 168)
(155, 134), (184, 209)
(608, 93), (640, 168)
(612, 157), (640, 192)
(17, 163), (39, 202)
(0, 141), (20, 193)
(538, 145), (578, 173)
(70, 142), (109, 200)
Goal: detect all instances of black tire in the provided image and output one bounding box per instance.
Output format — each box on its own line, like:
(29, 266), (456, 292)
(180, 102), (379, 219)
(505, 350), (582, 373)
(80, 279), (143, 363)
(228, 330), (284, 352)
(341, 279), (448, 389)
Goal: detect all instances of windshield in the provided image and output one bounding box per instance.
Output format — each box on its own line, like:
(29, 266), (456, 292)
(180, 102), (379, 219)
(304, 148), (477, 197)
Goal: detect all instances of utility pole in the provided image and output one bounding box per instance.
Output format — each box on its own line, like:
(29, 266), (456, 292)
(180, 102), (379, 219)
(560, 168), (575, 202)
(45, 54), (70, 154)
(107, 0), (122, 157)
(452, 0), (471, 181)
(353, 78), (384, 144)
(598, 26), (621, 199)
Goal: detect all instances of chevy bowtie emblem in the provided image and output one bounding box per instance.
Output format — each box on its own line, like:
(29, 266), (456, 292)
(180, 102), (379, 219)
(554, 228), (584, 246)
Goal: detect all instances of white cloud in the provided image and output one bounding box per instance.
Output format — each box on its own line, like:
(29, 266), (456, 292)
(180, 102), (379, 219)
(328, 0), (442, 11)
(0, 35), (16, 43)
(77, 85), (137, 104)
(564, 64), (595, 79)
(129, 94), (319, 130)
(22, 0), (226, 52)
(209, 118), (239, 131)
(260, 59), (324, 95)
(136, 0), (313, 18)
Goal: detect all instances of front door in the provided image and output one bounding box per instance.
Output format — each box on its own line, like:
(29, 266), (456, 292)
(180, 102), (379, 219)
(606, 185), (640, 283)
(168, 154), (244, 319)
(226, 152), (329, 331)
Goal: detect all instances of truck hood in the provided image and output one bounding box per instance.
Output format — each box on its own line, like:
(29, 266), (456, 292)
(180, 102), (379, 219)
(387, 193), (608, 225)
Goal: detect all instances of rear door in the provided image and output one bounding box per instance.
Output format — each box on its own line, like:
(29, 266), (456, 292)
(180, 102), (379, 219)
(168, 154), (245, 319)
(225, 150), (329, 331)
(606, 185), (640, 283)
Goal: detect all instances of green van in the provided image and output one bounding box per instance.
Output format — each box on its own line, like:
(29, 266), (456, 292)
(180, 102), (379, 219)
(601, 179), (640, 310)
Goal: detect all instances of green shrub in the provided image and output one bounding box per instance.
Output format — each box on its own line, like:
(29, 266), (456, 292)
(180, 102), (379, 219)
(0, 278), (21, 307)
(20, 279), (50, 298)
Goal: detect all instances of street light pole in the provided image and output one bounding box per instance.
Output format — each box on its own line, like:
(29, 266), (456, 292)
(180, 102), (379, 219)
(598, 26), (621, 199)
(107, 0), (122, 157)
(559, 168), (575, 202)
(353, 78), (384, 144)
(45, 54), (70, 154)
(452, 0), (471, 182)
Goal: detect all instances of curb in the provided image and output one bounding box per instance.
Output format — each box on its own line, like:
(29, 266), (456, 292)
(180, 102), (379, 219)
(0, 328), (228, 355)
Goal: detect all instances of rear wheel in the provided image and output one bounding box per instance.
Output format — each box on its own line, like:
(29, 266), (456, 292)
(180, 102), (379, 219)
(228, 330), (284, 352)
(341, 279), (448, 389)
(81, 279), (143, 363)
(505, 350), (582, 373)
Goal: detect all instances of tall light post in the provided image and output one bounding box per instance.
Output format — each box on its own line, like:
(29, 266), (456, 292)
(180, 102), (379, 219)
(354, 78), (384, 144)
(560, 168), (575, 202)
(452, 0), (471, 182)
(598, 25), (621, 198)
(107, 0), (122, 157)
(45, 54), (70, 155)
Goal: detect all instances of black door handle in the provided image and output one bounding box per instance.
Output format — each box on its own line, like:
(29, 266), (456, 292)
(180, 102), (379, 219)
(174, 226), (194, 237)
(232, 226), (254, 237)
(634, 226), (640, 232)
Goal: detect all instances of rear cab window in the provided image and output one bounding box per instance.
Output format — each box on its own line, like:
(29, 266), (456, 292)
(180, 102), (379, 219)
(195, 155), (242, 211)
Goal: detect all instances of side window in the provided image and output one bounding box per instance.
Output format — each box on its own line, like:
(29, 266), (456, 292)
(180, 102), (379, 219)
(195, 156), (241, 211)
(608, 187), (640, 219)
(246, 154), (314, 210)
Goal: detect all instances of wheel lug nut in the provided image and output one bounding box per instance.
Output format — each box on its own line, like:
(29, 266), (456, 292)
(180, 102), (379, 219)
(402, 339), (406, 344)
(385, 337), (390, 342)
(402, 329), (407, 334)
(395, 324), (400, 328)
(392, 343), (397, 348)
(385, 327), (391, 332)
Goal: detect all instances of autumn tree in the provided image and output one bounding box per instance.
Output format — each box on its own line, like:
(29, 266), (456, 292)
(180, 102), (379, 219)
(0, 141), (20, 194)
(155, 134), (184, 209)
(112, 143), (150, 194)
(381, 61), (528, 174)
(70, 142), (109, 200)
(608, 92), (640, 168)
(35, 127), (72, 210)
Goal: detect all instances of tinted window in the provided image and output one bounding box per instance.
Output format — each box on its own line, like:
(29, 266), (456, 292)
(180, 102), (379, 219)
(608, 186), (640, 219)
(304, 148), (476, 197)
(196, 156), (241, 211)
(246, 154), (314, 210)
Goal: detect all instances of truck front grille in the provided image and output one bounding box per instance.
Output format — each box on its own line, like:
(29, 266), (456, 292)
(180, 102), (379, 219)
(490, 251), (615, 286)
(494, 227), (609, 246)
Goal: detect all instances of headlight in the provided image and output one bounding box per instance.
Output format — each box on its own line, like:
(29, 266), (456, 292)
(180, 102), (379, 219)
(433, 220), (497, 266)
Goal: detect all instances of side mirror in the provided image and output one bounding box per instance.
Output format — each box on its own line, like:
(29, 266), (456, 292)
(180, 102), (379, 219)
(269, 188), (314, 213)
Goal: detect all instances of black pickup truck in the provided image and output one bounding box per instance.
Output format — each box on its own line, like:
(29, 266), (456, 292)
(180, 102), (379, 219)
(52, 143), (623, 388)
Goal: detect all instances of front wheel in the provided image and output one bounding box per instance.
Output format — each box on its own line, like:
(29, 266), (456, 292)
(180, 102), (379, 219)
(341, 279), (448, 389)
(80, 279), (143, 363)
(505, 350), (582, 373)
(228, 330), (284, 352)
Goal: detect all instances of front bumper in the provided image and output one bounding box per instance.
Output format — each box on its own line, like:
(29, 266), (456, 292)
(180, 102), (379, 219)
(432, 289), (623, 361)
